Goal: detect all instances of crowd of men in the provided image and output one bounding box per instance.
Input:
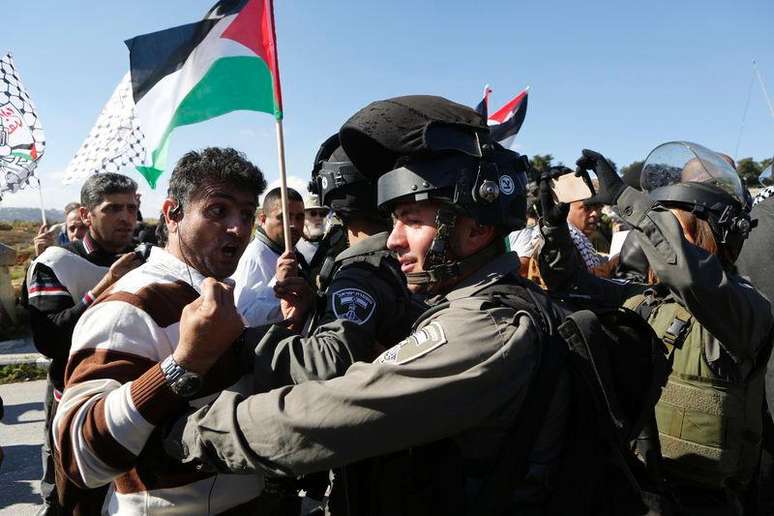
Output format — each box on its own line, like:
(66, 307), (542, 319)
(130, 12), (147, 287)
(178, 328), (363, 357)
(9, 94), (774, 515)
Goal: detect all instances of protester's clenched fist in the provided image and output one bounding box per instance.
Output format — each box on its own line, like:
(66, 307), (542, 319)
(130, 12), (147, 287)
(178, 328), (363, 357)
(173, 277), (245, 375)
(275, 250), (298, 283)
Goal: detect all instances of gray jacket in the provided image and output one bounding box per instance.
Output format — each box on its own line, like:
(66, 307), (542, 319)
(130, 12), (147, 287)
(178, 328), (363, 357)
(167, 253), (567, 507)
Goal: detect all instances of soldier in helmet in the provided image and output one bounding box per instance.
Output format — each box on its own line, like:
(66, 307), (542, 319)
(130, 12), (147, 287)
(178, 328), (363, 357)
(538, 142), (773, 515)
(159, 95), (570, 514)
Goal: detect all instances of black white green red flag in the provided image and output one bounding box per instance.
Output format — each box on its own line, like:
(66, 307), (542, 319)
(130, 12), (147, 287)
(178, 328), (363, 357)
(0, 53), (45, 200)
(125, 0), (283, 188)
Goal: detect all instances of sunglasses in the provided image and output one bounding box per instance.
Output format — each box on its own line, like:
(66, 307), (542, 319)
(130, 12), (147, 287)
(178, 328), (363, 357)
(307, 209), (329, 218)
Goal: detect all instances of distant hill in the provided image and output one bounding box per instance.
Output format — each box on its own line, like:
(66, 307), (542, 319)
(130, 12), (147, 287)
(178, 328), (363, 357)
(0, 207), (64, 223)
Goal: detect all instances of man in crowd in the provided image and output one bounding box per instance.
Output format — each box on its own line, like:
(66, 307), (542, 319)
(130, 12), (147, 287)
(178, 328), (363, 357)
(53, 147), (267, 514)
(231, 186), (305, 326)
(161, 96), (569, 514)
(566, 198), (607, 270)
(295, 192), (329, 266)
(32, 202), (87, 257)
(24, 174), (141, 514)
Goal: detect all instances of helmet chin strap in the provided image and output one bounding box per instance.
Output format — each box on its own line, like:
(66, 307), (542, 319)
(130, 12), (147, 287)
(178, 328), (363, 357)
(404, 205), (501, 291)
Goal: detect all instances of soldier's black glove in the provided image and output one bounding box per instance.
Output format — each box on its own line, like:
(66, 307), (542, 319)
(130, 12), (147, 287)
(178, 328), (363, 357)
(576, 149), (626, 206)
(539, 170), (570, 227)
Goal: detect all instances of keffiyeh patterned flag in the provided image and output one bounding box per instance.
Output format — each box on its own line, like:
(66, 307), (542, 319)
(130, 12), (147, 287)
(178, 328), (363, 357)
(0, 53), (46, 200)
(63, 73), (147, 184)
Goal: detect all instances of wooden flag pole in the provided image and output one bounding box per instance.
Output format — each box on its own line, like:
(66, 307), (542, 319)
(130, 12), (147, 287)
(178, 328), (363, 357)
(274, 118), (292, 253)
(35, 176), (47, 226)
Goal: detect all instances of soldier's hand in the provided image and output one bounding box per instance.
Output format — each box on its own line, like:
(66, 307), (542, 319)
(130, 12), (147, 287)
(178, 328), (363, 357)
(539, 171), (570, 226)
(33, 224), (55, 256)
(275, 250), (298, 283)
(173, 278), (244, 375)
(576, 149), (626, 206)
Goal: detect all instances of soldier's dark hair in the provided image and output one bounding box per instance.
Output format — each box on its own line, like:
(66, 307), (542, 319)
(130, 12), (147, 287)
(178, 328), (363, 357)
(80, 173), (138, 211)
(262, 187), (303, 212)
(168, 147), (266, 212)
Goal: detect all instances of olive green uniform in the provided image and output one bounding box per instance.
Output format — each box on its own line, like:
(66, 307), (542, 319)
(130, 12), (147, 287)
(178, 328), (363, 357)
(539, 187), (773, 514)
(167, 253), (568, 514)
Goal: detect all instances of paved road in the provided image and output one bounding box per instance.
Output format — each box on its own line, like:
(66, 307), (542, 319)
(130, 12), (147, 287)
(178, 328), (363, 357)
(0, 379), (45, 515)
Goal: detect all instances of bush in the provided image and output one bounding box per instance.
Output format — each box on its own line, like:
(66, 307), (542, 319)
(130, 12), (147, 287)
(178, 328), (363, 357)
(0, 363), (47, 384)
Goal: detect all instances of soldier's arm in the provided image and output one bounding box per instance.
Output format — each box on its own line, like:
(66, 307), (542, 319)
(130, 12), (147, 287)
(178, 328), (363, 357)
(539, 220), (640, 307)
(249, 266), (402, 392)
(616, 187), (774, 360)
(166, 303), (541, 478)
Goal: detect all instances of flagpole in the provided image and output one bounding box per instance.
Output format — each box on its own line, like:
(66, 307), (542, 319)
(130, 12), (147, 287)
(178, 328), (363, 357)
(275, 118), (292, 253)
(266, 0), (291, 254)
(35, 176), (47, 226)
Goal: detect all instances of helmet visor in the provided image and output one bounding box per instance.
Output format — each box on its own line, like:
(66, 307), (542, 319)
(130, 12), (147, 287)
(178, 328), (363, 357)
(641, 141), (745, 205)
(760, 163), (773, 187)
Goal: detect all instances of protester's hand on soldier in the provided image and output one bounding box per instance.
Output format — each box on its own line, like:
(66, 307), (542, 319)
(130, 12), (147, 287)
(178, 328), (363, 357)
(576, 149), (626, 206)
(91, 252), (143, 298)
(275, 250), (298, 282)
(539, 171), (570, 226)
(173, 277), (245, 375)
(33, 224), (55, 256)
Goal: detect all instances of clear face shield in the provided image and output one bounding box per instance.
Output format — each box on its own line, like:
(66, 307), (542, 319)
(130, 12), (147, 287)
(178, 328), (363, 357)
(640, 141), (747, 208)
(759, 163), (773, 187)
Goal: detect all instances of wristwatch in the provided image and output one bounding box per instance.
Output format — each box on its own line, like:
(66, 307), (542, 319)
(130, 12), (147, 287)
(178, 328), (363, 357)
(160, 355), (202, 399)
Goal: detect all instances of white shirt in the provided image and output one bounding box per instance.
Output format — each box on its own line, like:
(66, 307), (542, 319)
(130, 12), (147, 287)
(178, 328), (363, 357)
(230, 231), (284, 327)
(296, 237), (321, 265)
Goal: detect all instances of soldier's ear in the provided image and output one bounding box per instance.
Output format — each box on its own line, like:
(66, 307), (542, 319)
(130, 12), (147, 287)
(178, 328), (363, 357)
(455, 217), (496, 256)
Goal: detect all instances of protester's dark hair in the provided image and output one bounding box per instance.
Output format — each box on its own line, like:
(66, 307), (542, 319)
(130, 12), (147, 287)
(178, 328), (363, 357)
(262, 187), (302, 212)
(63, 202), (81, 215)
(155, 213), (168, 247)
(80, 173), (137, 210)
(167, 147), (266, 212)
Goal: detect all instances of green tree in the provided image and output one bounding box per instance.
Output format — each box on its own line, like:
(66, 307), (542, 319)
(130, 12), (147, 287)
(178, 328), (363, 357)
(530, 154), (554, 175)
(736, 157), (762, 186)
(621, 160), (644, 185)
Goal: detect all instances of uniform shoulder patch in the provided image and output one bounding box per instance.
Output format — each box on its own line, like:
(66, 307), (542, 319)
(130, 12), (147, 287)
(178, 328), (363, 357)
(332, 288), (376, 325)
(377, 321), (447, 365)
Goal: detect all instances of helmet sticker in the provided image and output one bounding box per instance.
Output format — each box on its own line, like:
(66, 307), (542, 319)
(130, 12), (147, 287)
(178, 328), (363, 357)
(332, 288), (376, 325)
(499, 174), (515, 195)
(321, 176), (329, 191)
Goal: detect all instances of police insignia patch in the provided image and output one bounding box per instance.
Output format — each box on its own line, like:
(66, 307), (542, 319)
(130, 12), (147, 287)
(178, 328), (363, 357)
(377, 322), (447, 365)
(332, 288), (376, 325)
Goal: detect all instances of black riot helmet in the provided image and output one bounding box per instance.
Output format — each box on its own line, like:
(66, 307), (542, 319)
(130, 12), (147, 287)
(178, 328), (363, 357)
(339, 95), (530, 287)
(640, 141), (755, 262)
(308, 133), (385, 224)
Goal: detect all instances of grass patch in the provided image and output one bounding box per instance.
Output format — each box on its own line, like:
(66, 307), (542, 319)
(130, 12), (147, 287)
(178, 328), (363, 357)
(0, 363), (47, 384)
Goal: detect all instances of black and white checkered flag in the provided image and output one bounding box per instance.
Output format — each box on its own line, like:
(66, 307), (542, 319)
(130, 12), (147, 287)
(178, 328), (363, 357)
(0, 53), (46, 200)
(63, 72), (147, 183)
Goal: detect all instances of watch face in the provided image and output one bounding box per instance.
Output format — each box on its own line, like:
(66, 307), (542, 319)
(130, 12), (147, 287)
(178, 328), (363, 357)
(174, 373), (202, 398)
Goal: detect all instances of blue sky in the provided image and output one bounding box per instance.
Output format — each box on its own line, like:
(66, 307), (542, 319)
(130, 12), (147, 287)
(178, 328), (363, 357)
(2, 0), (773, 212)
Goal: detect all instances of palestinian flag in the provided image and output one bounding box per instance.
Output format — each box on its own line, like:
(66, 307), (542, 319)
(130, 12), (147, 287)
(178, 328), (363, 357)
(125, 0), (282, 187)
(487, 87), (529, 147)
